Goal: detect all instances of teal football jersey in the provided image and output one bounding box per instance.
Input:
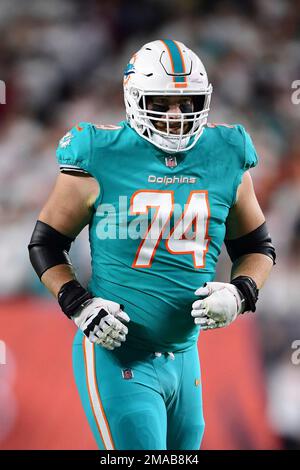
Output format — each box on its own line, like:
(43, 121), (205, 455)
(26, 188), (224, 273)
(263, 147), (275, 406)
(57, 121), (258, 352)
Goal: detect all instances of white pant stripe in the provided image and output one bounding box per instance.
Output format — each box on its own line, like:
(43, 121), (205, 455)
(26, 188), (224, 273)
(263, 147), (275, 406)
(84, 337), (114, 450)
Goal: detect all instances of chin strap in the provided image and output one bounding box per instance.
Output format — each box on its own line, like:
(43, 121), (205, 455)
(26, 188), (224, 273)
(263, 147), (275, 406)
(150, 131), (191, 152)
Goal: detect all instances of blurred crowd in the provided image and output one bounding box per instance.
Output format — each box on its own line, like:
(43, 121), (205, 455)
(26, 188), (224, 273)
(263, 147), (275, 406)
(0, 0), (299, 448)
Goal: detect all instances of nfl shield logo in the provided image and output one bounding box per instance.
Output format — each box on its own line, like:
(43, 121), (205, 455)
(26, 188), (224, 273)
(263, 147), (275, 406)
(122, 368), (134, 380)
(165, 156), (177, 168)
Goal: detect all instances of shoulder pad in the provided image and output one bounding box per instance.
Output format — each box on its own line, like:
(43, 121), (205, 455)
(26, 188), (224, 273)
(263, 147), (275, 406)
(206, 122), (258, 169)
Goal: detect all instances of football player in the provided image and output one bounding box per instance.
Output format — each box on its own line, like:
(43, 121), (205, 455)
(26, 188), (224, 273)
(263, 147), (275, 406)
(28, 40), (275, 450)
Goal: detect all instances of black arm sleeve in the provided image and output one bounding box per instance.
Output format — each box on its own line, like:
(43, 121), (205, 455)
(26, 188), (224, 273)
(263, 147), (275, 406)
(225, 222), (276, 265)
(28, 220), (74, 279)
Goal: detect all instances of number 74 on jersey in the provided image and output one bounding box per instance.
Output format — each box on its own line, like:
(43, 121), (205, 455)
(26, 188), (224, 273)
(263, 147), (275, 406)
(130, 190), (211, 269)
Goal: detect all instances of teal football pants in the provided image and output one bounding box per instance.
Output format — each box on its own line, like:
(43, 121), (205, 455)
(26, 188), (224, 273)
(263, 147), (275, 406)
(73, 331), (205, 450)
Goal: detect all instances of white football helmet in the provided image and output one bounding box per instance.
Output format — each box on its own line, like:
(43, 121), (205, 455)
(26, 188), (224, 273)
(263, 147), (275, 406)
(123, 39), (212, 153)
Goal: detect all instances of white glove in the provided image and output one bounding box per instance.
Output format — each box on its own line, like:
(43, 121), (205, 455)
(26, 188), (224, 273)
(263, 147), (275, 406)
(72, 297), (130, 349)
(191, 282), (244, 330)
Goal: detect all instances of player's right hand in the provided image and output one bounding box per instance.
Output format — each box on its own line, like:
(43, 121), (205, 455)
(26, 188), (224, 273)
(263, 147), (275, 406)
(72, 297), (130, 349)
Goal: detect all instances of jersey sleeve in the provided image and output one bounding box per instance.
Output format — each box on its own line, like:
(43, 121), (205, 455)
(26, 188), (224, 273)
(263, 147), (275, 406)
(230, 124), (259, 205)
(56, 122), (93, 174)
(239, 125), (258, 170)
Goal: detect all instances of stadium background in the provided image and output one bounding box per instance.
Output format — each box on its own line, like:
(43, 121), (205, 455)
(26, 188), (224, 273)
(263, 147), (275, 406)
(0, 0), (300, 450)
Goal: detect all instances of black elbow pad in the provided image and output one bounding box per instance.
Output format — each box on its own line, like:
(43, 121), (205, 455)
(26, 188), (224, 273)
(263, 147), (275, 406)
(225, 222), (276, 265)
(28, 220), (74, 279)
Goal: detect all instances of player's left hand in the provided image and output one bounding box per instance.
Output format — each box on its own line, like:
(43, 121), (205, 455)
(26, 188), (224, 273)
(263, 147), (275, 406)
(191, 282), (244, 330)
